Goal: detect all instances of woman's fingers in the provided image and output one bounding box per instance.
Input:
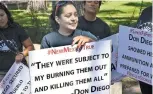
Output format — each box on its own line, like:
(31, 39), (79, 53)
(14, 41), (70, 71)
(81, 40), (87, 46)
(77, 39), (83, 50)
(72, 36), (80, 46)
(15, 53), (24, 63)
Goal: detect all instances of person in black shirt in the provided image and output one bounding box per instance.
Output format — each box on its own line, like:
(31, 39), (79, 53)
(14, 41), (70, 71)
(0, 2), (34, 81)
(77, 1), (111, 39)
(136, 6), (152, 32)
(136, 6), (152, 94)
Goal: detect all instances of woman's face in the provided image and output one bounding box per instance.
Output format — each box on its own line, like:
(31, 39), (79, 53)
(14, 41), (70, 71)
(57, 4), (78, 31)
(0, 9), (8, 28)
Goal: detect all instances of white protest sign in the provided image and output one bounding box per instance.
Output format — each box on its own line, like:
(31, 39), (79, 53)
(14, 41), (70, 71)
(103, 34), (126, 83)
(0, 63), (31, 94)
(117, 25), (152, 85)
(29, 40), (111, 94)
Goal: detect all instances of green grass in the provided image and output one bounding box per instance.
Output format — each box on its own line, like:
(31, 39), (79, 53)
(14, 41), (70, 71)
(98, 1), (152, 33)
(11, 10), (50, 27)
(9, 1), (152, 43)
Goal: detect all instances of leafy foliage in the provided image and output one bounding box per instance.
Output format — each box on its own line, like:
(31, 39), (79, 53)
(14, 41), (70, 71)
(9, 1), (151, 43)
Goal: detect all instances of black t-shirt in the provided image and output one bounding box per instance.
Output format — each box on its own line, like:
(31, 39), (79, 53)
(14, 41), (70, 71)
(136, 6), (152, 32)
(77, 16), (111, 39)
(136, 6), (152, 92)
(0, 24), (29, 71)
(41, 29), (97, 48)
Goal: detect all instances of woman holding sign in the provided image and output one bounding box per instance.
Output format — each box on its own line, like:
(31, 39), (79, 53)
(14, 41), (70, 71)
(0, 3), (34, 81)
(136, 6), (152, 94)
(41, 1), (97, 50)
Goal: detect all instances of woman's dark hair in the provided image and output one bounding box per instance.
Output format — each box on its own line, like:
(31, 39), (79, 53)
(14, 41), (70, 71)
(0, 2), (15, 27)
(50, 1), (76, 31)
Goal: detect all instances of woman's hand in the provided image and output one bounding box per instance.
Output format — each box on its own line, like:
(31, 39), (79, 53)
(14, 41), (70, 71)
(72, 36), (95, 51)
(15, 53), (24, 63)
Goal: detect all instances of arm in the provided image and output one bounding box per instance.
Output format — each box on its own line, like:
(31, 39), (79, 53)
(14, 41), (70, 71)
(81, 30), (98, 41)
(22, 37), (34, 56)
(14, 24), (34, 63)
(15, 37), (34, 63)
(40, 36), (50, 49)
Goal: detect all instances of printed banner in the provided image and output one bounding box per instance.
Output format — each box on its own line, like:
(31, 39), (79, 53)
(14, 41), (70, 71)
(0, 63), (31, 94)
(117, 25), (152, 85)
(29, 40), (111, 94)
(103, 34), (126, 83)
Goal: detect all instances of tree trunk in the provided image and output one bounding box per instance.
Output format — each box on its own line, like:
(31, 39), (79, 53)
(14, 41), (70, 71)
(27, 0), (47, 12)
(52, 1), (56, 10)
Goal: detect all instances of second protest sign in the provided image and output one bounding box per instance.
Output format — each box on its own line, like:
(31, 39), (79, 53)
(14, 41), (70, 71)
(117, 25), (152, 85)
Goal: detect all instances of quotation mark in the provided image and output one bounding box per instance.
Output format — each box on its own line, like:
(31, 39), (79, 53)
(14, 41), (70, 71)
(31, 63), (36, 67)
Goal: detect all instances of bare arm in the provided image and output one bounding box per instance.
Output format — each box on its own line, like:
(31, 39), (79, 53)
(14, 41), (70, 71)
(22, 37), (35, 56)
(15, 37), (34, 62)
